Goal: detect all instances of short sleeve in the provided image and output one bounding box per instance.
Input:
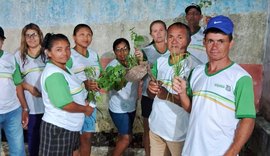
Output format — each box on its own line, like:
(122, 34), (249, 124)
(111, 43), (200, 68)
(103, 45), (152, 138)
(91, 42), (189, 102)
(13, 61), (23, 86)
(45, 73), (73, 108)
(235, 76), (256, 118)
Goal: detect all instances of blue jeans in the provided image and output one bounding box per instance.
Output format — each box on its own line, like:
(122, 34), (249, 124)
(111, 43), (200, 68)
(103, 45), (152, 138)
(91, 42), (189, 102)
(0, 107), (26, 156)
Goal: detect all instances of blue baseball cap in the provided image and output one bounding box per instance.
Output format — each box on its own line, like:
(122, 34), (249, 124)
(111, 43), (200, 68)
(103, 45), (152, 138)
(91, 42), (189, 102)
(204, 15), (234, 34)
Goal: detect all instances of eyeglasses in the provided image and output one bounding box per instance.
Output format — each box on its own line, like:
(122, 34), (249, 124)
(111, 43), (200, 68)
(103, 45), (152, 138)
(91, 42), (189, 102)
(115, 46), (129, 53)
(25, 33), (38, 39)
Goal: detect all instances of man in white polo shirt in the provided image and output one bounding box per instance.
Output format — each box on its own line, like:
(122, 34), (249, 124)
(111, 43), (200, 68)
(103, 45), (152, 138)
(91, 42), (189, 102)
(173, 15), (256, 155)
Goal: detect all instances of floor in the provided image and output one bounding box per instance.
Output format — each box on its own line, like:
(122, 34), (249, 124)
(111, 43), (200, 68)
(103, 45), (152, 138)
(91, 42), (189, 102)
(0, 142), (145, 156)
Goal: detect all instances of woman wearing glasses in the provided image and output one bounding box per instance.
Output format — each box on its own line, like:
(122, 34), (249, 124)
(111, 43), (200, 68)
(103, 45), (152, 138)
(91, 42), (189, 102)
(107, 38), (140, 156)
(14, 23), (46, 156)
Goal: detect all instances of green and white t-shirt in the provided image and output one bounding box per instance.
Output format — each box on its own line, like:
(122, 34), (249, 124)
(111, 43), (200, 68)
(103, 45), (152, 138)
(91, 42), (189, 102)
(182, 62), (256, 156)
(15, 51), (45, 114)
(67, 48), (102, 107)
(187, 27), (208, 64)
(149, 53), (201, 141)
(0, 50), (23, 113)
(107, 59), (139, 113)
(41, 62), (88, 131)
(141, 44), (169, 96)
(67, 48), (102, 82)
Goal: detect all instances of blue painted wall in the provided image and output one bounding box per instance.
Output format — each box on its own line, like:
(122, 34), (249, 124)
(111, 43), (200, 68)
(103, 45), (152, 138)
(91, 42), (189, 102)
(0, 0), (267, 28)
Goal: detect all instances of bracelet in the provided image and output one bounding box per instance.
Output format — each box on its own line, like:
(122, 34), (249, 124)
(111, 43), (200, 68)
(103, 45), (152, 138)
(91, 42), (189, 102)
(22, 108), (29, 112)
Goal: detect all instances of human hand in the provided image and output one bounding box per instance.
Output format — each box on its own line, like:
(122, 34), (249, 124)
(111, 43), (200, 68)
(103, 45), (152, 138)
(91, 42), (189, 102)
(84, 105), (94, 116)
(31, 86), (42, 97)
(156, 86), (169, 100)
(134, 48), (143, 62)
(148, 80), (162, 95)
(85, 79), (100, 92)
(172, 76), (187, 95)
(22, 111), (29, 129)
(24, 82), (42, 97)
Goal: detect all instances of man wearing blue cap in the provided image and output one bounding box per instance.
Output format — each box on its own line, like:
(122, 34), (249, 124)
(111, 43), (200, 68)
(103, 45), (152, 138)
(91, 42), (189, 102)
(172, 15), (256, 155)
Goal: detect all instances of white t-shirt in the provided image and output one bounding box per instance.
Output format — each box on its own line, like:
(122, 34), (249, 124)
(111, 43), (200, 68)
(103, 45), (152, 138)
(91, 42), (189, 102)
(141, 44), (170, 96)
(68, 48), (101, 82)
(107, 59), (139, 113)
(15, 51), (45, 114)
(149, 53), (201, 141)
(41, 63), (87, 131)
(0, 51), (22, 113)
(187, 27), (208, 64)
(182, 63), (256, 156)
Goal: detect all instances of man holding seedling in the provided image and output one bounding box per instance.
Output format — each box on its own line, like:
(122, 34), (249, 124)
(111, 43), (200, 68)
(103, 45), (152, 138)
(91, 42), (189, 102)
(172, 15), (256, 156)
(147, 22), (201, 156)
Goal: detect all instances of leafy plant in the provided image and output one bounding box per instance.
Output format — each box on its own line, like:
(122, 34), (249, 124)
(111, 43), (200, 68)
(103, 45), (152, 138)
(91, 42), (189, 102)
(130, 27), (145, 49)
(126, 54), (139, 69)
(171, 52), (184, 77)
(98, 65), (127, 91)
(85, 66), (96, 80)
(84, 66), (102, 103)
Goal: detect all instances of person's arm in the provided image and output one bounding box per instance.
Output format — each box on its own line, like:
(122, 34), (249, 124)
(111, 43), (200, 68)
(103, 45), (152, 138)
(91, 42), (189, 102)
(224, 118), (255, 156)
(16, 84), (29, 128)
(84, 79), (100, 92)
(155, 85), (181, 104)
(45, 73), (94, 116)
(62, 101), (94, 116)
(172, 76), (192, 112)
(147, 80), (160, 99)
(22, 82), (42, 97)
(13, 61), (28, 128)
(224, 76), (256, 155)
(134, 48), (144, 63)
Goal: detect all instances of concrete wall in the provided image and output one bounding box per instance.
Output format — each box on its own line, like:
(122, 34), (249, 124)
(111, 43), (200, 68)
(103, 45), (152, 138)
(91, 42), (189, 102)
(0, 0), (268, 133)
(261, 0), (270, 121)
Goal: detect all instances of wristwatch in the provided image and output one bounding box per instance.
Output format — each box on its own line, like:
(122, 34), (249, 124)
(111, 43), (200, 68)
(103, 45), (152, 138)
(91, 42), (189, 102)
(23, 108), (29, 112)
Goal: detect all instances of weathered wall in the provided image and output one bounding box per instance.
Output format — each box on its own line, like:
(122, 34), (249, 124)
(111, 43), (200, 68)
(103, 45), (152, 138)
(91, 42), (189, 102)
(0, 0), (268, 133)
(0, 0), (267, 63)
(261, 0), (270, 121)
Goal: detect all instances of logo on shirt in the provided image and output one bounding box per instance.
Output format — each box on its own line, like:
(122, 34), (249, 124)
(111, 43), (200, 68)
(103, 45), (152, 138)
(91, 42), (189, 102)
(225, 85), (231, 92)
(214, 83), (231, 92)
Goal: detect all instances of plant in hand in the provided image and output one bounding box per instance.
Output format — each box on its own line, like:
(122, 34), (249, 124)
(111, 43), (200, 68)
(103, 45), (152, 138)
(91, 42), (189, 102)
(84, 66), (102, 103)
(130, 27), (145, 49)
(98, 65), (127, 91)
(171, 52), (185, 77)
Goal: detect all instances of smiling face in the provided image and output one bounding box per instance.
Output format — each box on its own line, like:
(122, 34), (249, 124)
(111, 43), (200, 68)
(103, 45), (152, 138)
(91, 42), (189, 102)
(73, 27), (93, 49)
(204, 32), (233, 62)
(114, 41), (129, 64)
(25, 29), (41, 49)
(47, 40), (71, 69)
(167, 25), (190, 56)
(150, 23), (166, 44)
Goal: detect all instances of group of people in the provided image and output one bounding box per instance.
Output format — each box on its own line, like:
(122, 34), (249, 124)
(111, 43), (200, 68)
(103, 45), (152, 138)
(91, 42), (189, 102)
(0, 3), (256, 156)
